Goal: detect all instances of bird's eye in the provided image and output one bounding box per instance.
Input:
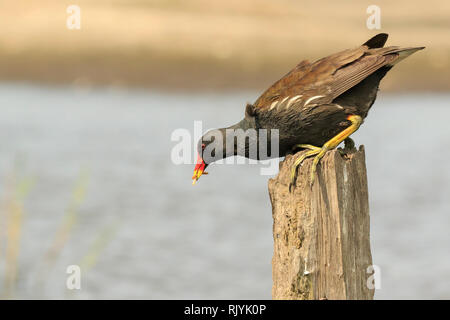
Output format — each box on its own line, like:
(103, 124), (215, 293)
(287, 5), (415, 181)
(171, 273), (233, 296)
(201, 143), (206, 150)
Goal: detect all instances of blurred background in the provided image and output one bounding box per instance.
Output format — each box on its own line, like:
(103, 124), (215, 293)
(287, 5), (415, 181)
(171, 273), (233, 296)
(0, 0), (449, 299)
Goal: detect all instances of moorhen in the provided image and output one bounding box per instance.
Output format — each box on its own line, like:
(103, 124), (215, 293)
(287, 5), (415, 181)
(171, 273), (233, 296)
(192, 33), (424, 187)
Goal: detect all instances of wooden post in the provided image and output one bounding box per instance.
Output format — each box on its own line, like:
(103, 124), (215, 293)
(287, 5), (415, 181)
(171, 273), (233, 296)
(268, 146), (374, 300)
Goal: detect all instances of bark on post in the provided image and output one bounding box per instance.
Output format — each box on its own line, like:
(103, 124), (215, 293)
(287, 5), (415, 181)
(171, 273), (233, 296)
(269, 146), (374, 300)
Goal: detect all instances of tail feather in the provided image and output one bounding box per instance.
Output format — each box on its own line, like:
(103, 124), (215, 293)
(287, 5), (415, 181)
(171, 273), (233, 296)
(386, 46), (425, 66)
(363, 33), (389, 48)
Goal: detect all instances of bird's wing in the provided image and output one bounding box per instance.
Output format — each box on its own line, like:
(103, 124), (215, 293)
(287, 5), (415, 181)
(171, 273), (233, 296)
(254, 39), (397, 112)
(253, 59), (312, 108)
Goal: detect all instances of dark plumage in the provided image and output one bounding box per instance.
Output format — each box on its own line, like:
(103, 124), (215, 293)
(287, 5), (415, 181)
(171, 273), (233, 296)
(192, 33), (424, 184)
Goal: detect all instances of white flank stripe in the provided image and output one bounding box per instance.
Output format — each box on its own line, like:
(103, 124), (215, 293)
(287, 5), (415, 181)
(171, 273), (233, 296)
(286, 95), (303, 109)
(278, 96), (290, 109)
(269, 100), (278, 111)
(303, 95), (324, 107)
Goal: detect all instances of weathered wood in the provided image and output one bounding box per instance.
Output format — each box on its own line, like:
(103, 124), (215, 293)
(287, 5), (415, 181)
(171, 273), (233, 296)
(269, 146), (374, 300)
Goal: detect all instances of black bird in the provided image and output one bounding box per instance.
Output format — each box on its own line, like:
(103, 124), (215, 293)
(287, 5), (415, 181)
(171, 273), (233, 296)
(192, 33), (424, 186)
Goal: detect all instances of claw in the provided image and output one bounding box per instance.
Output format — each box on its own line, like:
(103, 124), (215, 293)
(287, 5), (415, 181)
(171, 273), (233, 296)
(309, 147), (327, 186)
(289, 148), (321, 191)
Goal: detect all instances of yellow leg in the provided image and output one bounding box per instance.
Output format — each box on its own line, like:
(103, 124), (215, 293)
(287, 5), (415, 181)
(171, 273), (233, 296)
(290, 148), (321, 190)
(292, 144), (321, 152)
(309, 115), (362, 185)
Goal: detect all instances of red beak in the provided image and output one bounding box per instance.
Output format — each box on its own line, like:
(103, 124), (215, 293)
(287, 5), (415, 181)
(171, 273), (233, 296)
(192, 154), (208, 185)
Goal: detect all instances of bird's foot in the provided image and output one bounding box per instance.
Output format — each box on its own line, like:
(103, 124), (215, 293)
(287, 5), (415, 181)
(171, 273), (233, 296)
(310, 115), (362, 186)
(309, 146), (331, 187)
(291, 144), (321, 153)
(289, 115), (362, 190)
(289, 146), (321, 191)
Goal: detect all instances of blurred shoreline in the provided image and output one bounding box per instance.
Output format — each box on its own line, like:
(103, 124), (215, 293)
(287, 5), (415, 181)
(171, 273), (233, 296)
(1, 49), (447, 93)
(1, 0), (449, 92)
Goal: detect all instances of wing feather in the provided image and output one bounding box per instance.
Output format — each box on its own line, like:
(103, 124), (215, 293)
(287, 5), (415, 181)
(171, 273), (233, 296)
(253, 41), (401, 112)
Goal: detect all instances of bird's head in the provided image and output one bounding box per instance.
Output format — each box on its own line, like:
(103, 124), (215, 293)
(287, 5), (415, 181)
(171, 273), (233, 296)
(192, 129), (224, 185)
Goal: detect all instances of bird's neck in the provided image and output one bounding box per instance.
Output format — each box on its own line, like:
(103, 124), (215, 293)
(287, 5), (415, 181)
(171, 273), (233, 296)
(218, 118), (257, 159)
(228, 117), (256, 131)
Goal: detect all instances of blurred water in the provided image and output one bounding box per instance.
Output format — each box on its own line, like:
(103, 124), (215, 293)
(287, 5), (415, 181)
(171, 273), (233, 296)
(0, 83), (449, 299)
